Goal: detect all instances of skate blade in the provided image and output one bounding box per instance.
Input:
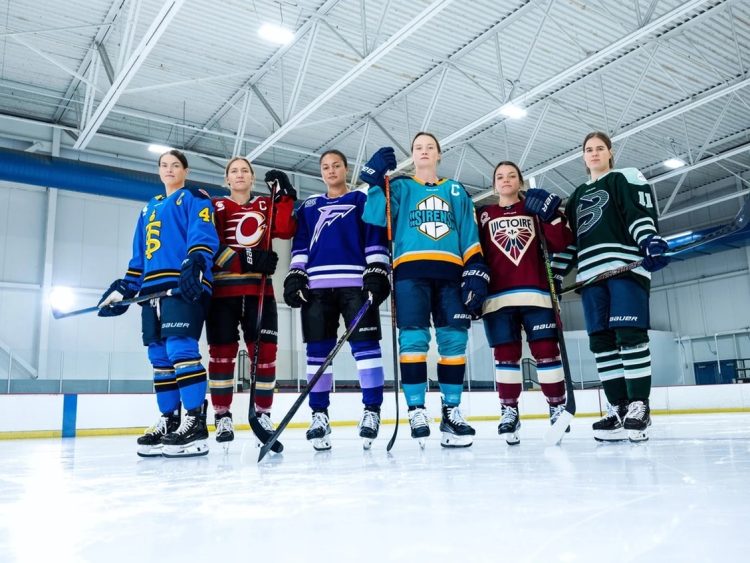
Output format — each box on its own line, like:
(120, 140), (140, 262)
(500, 432), (520, 446)
(311, 437), (331, 451)
(440, 432), (473, 448)
(628, 429), (650, 442)
(136, 445), (164, 458)
(162, 440), (209, 458)
(593, 429), (628, 442)
(362, 438), (374, 450)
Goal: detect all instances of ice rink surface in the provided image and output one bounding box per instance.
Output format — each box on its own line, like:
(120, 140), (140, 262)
(1, 413), (749, 563)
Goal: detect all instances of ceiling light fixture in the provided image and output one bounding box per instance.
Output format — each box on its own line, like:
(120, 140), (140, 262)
(499, 103), (527, 119)
(148, 144), (174, 154)
(259, 23), (294, 45)
(663, 158), (686, 169)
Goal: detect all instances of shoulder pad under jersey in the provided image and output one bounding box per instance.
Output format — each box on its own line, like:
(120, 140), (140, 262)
(612, 167), (648, 186)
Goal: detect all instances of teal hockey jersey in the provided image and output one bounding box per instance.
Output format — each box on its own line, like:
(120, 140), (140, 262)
(362, 175), (482, 280)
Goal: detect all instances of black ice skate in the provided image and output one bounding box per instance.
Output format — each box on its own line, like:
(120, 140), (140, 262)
(306, 410), (331, 451)
(498, 404), (521, 445)
(407, 406), (431, 449)
(549, 404), (571, 433)
(623, 400), (651, 442)
(358, 407), (380, 450)
(214, 411), (234, 451)
(439, 403), (475, 448)
(162, 400), (209, 458)
(592, 400), (629, 442)
(137, 409), (180, 457)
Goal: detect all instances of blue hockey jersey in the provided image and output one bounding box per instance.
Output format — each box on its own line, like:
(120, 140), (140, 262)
(290, 190), (388, 289)
(122, 187), (219, 295)
(362, 175), (482, 280)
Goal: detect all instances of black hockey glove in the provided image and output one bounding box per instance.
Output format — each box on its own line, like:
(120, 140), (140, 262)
(461, 260), (490, 318)
(265, 169), (297, 202)
(640, 234), (670, 272)
(362, 262), (391, 307)
(179, 253), (208, 302)
(524, 188), (561, 222)
(359, 147), (397, 188)
(283, 268), (309, 308)
(240, 248), (279, 275)
(98, 279), (138, 317)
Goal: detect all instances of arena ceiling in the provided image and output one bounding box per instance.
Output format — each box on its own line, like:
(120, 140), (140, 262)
(1, 0), (749, 233)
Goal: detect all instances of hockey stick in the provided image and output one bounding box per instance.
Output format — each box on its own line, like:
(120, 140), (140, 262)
(247, 179), (283, 454)
(384, 174), (400, 452)
(533, 215), (577, 446)
(560, 198), (750, 295)
(51, 289), (174, 319)
(258, 296), (373, 462)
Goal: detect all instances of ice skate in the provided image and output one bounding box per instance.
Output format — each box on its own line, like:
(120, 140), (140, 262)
(592, 400), (629, 442)
(498, 404), (521, 445)
(306, 410), (332, 451)
(623, 400), (651, 442)
(439, 403), (475, 448)
(549, 403), (571, 433)
(357, 407), (380, 450)
(408, 407), (431, 449)
(162, 400), (209, 458)
(254, 412), (275, 447)
(137, 409), (180, 457)
(214, 411), (234, 452)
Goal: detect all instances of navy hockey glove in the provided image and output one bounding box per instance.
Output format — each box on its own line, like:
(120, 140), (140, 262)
(359, 147), (397, 187)
(98, 279), (138, 317)
(283, 268), (309, 308)
(524, 188), (561, 223)
(179, 254), (208, 302)
(240, 248), (278, 275)
(362, 262), (391, 307)
(640, 234), (670, 272)
(265, 169), (297, 202)
(461, 261), (490, 317)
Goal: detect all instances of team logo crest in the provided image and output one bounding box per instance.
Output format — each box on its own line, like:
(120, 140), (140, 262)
(409, 195), (455, 240)
(228, 211), (266, 247)
(489, 216), (535, 266)
(311, 204), (356, 245)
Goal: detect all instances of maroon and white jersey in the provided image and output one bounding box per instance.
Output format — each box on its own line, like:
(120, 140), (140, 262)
(477, 201), (573, 314)
(212, 194), (296, 298)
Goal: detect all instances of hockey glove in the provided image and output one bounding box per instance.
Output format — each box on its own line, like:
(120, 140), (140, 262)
(97, 279), (138, 317)
(362, 262), (391, 307)
(283, 268), (309, 308)
(240, 248), (279, 275)
(524, 188), (562, 223)
(359, 147), (397, 188)
(461, 261), (490, 317)
(265, 169), (297, 202)
(640, 234), (670, 272)
(179, 254), (208, 302)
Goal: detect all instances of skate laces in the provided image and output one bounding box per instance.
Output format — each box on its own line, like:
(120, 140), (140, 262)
(257, 413), (274, 433)
(500, 405), (518, 424)
(605, 402), (625, 422)
(172, 413), (196, 436)
(359, 410), (380, 430)
(216, 415), (233, 434)
(409, 408), (430, 428)
(626, 401), (647, 420)
(549, 404), (565, 423)
(446, 405), (468, 426)
(310, 411), (329, 430)
(146, 415), (168, 435)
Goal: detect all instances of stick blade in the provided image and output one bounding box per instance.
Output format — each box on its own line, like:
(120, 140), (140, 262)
(249, 417), (283, 460)
(543, 410), (574, 446)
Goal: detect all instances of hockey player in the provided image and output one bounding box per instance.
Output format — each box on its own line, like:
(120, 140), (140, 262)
(477, 161), (574, 445)
(284, 149), (390, 451)
(547, 131), (670, 442)
(98, 150), (219, 457)
(361, 133), (489, 448)
(208, 158), (296, 448)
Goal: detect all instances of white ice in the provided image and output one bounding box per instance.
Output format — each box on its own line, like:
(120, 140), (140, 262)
(1, 414), (749, 563)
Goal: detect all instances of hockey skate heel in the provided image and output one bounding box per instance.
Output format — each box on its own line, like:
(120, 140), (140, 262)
(408, 407), (431, 449)
(440, 404), (475, 448)
(162, 400), (209, 458)
(358, 408), (380, 450)
(306, 410), (332, 451)
(593, 400), (629, 442)
(498, 404), (521, 446)
(137, 409), (181, 457)
(623, 400), (651, 443)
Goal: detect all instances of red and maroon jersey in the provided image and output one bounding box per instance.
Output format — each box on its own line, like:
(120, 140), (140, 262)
(477, 201), (572, 313)
(212, 194), (296, 298)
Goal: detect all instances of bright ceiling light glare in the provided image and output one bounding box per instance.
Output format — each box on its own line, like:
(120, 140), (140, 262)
(148, 144), (173, 154)
(663, 158), (686, 169)
(499, 103), (527, 119)
(259, 23), (294, 45)
(48, 286), (75, 313)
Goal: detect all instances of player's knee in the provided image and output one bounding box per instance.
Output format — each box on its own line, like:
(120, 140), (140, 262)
(615, 327), (649, 349)
(435, 326), (468, 357)
(589, 331), (617, 354)
(493, 341), (522, 364)
(147, 342), (170, 367)
(307, 339), (336, 359)
(528, 338), (560, 362)
(165, 336), (200, 363)
(209, 342), (238, 361)
(398, 327), (430, 354)
(256, 341), (278, 363)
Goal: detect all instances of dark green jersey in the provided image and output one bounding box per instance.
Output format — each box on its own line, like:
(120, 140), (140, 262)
(551, 168), (658, 290)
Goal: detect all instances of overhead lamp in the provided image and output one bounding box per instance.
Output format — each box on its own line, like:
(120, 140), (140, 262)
(148, 144), (174, 154)
(259, 23), (294, 45)
(663, 158), (686, 169)
(48, 286), (75, 313)
(499, 103), (527, 119)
